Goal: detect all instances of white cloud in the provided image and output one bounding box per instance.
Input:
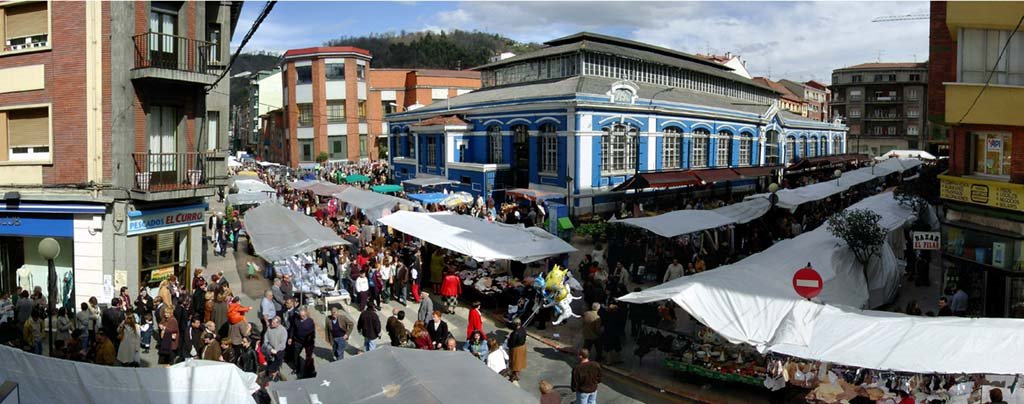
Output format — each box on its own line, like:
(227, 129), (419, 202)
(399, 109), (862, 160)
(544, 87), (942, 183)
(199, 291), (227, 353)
(424, 1), (929, 83)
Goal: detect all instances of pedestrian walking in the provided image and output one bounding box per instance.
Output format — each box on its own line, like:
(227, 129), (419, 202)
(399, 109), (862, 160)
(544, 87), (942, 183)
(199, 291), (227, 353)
(571, 348), (602, 404)
(506, 318), (527, 384)
(357, 305), (381, 352)
(324, 307), (353, 360)
(417, 291), (433, 323)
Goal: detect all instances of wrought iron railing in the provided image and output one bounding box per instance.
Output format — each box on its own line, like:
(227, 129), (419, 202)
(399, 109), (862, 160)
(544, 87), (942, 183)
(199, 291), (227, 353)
(132, 152), (216, 191)
(133, 32), (215, 74)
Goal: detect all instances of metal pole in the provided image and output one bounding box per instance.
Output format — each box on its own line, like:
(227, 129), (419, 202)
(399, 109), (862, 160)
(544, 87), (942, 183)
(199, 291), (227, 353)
(47, 258), (56, 356)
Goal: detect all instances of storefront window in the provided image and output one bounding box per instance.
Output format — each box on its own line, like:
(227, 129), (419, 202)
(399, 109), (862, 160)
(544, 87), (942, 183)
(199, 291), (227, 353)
(140, 229), (190, 289)
(973, 132), (1012, 178)
(1009, 278), (1024, 318)
(942, 224), (1021, 270)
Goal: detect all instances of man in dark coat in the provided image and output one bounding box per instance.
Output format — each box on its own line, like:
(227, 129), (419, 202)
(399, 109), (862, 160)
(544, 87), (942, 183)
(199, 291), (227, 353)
(357, 305), (381, 352)
(101, 298), (126, 350)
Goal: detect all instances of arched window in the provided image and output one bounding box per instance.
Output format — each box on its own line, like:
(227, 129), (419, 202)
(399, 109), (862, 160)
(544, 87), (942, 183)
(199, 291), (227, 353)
(819, 137), (828, 156)
(765, 130), (779, 165)
(796, 137), (806, 160)
(406, 129), (416, 159)
(487, 125), (502, 164)
(662, 126), (682, 169)
(716, 130), (732, 167)
(601, 124), (638, 174)
(538, 123), (558, 174)
(738, 133), (752, 166)
(807, 137), (817, 158)
(833, 136), (842, 155)
(785, 136), (796, 163)
(691, 128), (710, 168)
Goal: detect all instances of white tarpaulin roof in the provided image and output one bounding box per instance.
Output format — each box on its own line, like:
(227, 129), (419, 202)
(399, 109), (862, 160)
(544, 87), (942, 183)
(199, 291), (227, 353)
(232, 178), (274, 194)
(712, 197), (773, 224)
(226, 192), (273, 206)
(333, 187), (418, 221)
(0, 345), (257, 403)
(876, 149), (936, 160)
(377, 211), (576, 263)
(616, 194), (1015, 374)
(402, 175), (457, 188)
(748, 159), (921, 212)
(244, 204), (348, 262)
(611, 210), (735, 237)
(269, 347), (534, 404)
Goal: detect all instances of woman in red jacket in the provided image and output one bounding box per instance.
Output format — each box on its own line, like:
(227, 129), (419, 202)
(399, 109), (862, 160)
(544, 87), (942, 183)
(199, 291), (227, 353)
(411, 320), (433, 350)
(227, 296), (251, 325)
(439, 269), (462, 315)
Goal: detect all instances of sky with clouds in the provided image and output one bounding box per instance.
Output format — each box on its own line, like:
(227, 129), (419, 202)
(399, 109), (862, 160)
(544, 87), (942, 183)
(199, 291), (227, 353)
(233, 1), (929, 83)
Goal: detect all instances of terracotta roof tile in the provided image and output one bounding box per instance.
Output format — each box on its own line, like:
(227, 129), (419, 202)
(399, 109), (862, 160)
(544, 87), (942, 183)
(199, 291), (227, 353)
(414, 116), (469, 127)
(839, 62), (927, 70)
(283, 46), (371, 58)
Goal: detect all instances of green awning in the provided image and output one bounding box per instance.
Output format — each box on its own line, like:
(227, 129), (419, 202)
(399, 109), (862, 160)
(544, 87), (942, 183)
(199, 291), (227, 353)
(371, 184), (403, 194)
(558, 217), (574, 231)
(345, 174), (371, 183)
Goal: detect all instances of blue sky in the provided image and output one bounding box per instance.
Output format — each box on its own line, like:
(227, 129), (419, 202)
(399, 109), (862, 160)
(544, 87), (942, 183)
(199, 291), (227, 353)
(233, 1), (930, 83)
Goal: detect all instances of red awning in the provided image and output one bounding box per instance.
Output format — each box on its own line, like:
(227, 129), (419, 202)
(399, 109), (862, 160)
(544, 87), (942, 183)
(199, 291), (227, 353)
(734, 166), (781, 178)
(611, 171), (700, 191)
(692, 168), (740, 184)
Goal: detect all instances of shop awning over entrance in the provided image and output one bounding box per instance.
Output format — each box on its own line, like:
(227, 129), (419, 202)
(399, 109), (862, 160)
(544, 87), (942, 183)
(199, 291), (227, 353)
(692, 168), (740, 184)
(611, 170), (700, 191)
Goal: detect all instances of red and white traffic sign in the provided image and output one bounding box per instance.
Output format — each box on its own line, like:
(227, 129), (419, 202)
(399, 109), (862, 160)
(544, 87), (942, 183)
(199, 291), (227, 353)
(792, 264), (823, 299)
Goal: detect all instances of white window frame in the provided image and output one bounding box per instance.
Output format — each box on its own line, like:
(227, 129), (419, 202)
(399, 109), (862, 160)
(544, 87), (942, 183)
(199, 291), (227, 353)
(765, 130), (779, 165)
(662, 127), (681, 169)
(487, 125), (502, 164)
(819, 137), (828, 156)
(601, 124), (637, 174)
(716, 130), (731, 167)
(4, 105), (53, 163)
(1, 1), (52, 56)
(959, 28), (1024, 86)
(785, 136), (796, 162)
(972, 131), (1012, 178)
(738, 135), (751, 166)
(538, 123), (558, 175)
(691, 129), (709, 168)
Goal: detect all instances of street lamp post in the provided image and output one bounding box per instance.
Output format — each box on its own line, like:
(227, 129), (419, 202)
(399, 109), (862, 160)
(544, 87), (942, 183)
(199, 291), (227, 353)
(768, 182), (780, 208)
(565, 175), (574, 218)
(38, 238), (60, 357)
(834, 169), (843, 187)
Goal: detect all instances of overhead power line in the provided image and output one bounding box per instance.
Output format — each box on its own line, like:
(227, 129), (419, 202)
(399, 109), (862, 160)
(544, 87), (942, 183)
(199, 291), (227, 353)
(207, 1), (277, 92)
(956, 14), (1024, 125)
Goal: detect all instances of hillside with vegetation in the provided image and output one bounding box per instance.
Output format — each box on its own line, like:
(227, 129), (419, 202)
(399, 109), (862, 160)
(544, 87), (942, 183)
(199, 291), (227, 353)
(229, 30), (540, 108)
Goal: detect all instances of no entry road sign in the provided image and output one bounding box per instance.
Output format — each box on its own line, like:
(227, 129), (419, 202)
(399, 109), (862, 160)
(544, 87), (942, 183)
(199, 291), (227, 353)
(792, 264), (823, 299)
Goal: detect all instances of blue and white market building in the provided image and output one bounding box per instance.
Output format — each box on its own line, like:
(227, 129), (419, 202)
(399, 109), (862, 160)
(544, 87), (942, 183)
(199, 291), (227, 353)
(386, 33), (848, 214)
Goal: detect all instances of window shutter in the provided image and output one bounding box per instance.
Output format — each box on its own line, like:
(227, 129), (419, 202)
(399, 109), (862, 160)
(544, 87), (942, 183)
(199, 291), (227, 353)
(5, 2), (48, 39)
(7, 108), (48, 147)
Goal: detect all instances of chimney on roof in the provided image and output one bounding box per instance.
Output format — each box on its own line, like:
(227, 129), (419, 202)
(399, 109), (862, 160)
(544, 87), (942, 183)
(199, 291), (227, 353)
(725, 52), (732, 59)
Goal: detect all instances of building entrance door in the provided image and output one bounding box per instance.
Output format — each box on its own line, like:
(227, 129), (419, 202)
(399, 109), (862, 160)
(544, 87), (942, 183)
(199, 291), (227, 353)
(512, 125), (529, 189)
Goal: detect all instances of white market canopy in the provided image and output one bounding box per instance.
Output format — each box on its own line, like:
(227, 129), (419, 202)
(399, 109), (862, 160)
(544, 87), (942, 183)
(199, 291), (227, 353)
(875, 149), (937, 160)
(232, 178), (275, 194)
(270, 347), (535, 404)
(401, 175), (457, 188)
(747, 158), (922, 212)
(0, 345), (258, 403)
(611, 210), (735, 238)
(616, 193), (1024, 375)
(244, 203), (348, 262)
(333, 187), (419, 221)
(226, 192), (273, 206)
(377, 211), (576, 263)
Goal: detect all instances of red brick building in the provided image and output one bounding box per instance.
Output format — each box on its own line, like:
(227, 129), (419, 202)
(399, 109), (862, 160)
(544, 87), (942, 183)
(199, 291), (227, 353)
(279, 46), (480, 167)
(0, 1), (240, 305)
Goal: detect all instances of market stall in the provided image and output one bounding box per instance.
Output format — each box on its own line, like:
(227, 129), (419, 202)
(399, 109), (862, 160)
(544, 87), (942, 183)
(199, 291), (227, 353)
(232, 178), (275, 194)
(406, 192), (448, 205)
(269, 346), (535, 404)
(370, 184), (403, 194)
(333, 187), (419, 221)
(243, 203), (349, 263)
(0, 345), (258, 403)
(611, 210), (735, 238)
(225, 192), (273, 206)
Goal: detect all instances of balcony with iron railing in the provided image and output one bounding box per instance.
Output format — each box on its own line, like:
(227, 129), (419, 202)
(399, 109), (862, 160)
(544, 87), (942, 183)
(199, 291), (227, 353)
(131, 32), (219, 85)
(131, 151), (218, 200)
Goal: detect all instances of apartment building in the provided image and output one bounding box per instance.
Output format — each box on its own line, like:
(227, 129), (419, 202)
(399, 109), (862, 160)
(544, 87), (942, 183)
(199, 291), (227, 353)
(233, 68), (281, 155)
(829, 62), (928, 156)
(279, 46), (481, 167)
(753, 77), (808, 117)
(780, 79), (831, 122)
(0, 1), (239, 306)
(932, 1), (1024, 317)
